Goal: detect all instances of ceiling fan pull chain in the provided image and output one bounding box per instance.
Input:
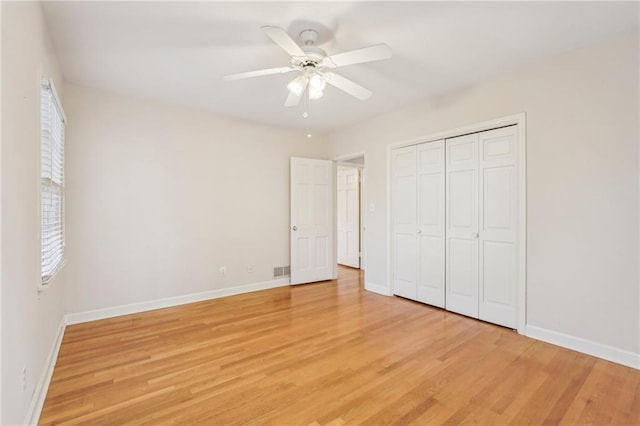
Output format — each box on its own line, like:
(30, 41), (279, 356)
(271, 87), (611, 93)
(303, 88), (310, 118)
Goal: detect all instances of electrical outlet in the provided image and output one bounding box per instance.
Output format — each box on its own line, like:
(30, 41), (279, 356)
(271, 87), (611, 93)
(219, 266), (226, 277)
(21, 367), (27, 393)
(247, 265), (254, 273)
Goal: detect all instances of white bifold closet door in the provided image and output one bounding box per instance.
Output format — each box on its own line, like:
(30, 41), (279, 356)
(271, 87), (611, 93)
(392, 125), (519, 329)
(445, 134), (480, 318)
(392, 141), (445, 308)
(417, 141), (445, 308)
(477, 127), (519, 328)
(392, 146), (418, 299)
(445, 127), (518, 328)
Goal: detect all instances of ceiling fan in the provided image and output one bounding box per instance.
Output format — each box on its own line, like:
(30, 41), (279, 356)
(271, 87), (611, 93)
(224, 26), (392, 108)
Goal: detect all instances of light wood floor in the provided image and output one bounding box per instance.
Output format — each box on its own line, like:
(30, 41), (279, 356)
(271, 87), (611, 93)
(40, 266), (639, 425)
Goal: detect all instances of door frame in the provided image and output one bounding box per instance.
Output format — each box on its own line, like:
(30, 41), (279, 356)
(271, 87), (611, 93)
(386, 113), (527, 334)
(333, 152), (366, 277)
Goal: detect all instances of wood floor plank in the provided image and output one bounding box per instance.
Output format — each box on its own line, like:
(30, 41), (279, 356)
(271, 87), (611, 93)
(40, 267), (640, 425)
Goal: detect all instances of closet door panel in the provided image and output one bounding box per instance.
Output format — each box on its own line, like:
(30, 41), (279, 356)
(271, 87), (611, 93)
(392, 146), (418, 300)
(449, 171), (475, 228)
(479, 126), (518, 328)
(394, 234), (418, 298)
(448, 238), (478, 297)
(446, 134), (479, 318)
(483, 241), (514, 305)
(420, 236), (443, 292)
(417, 141), (445, 307)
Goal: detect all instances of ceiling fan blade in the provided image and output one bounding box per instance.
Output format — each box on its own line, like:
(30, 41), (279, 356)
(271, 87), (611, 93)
(223, 66), (295, 81)
(324, 44), (392, 68)
(324, 72), (372, 100)
(261, 26), (306, 58)
(284, 92), (302, 107)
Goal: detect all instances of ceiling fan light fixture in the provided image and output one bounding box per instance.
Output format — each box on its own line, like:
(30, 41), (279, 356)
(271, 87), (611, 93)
(287, 75), (307, 97)
(309, 86), (324, 100)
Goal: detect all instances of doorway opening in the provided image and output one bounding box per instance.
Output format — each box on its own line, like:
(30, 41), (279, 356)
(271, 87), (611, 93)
(335, 154), (365, 272)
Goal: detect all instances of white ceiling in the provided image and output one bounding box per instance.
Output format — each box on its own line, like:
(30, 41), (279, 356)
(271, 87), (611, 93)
(42, 1), (639, 133)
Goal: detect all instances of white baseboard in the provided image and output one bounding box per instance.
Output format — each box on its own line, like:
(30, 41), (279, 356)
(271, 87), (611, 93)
(65, 277), (290, 325)
(25, 319), (66, 426)
(525, 325), (640, 370)
(365, 281), (391, 296)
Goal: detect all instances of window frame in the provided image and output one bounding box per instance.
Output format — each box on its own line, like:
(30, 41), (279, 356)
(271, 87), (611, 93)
(39, 75), (66, 291)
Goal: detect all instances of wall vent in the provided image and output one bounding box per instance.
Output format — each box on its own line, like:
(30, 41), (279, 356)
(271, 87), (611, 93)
(273, 266), (291, 278)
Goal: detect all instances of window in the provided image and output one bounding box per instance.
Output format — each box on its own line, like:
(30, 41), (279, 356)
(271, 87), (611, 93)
(40, 79), (66, 285)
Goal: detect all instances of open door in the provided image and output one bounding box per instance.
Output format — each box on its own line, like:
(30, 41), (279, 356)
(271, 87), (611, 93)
(290, 157), (334, 285)
(337, 167), (360, 268)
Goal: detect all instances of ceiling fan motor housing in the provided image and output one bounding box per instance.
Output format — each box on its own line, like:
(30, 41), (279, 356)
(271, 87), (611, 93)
(297, 48), (326, 68)
(299, 29), (319, 46)
(293, 30), (326, 70)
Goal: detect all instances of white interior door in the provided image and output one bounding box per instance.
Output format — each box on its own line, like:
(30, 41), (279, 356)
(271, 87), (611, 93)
(290, 158), (333, 285)
(392, 146), (418, 300)
(337, 167), (360, 268)
(479, 126), (518, 328)
(446, 134), (479, 318)
(417, 141), (445, 308)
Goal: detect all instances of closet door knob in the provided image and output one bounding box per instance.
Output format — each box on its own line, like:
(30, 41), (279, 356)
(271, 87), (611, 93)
(417, 229), (422, 234)
(472, 233), (479, 238)
(292, 226), (298, 231)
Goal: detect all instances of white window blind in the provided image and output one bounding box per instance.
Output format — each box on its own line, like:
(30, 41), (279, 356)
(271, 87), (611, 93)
(40, 80), (65, 284)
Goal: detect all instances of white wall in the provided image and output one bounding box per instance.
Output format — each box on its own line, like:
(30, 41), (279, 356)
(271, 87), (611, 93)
(328, 32), (639, 356)
(62, 83), (329, 314)
(1, 2), (66, 424)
